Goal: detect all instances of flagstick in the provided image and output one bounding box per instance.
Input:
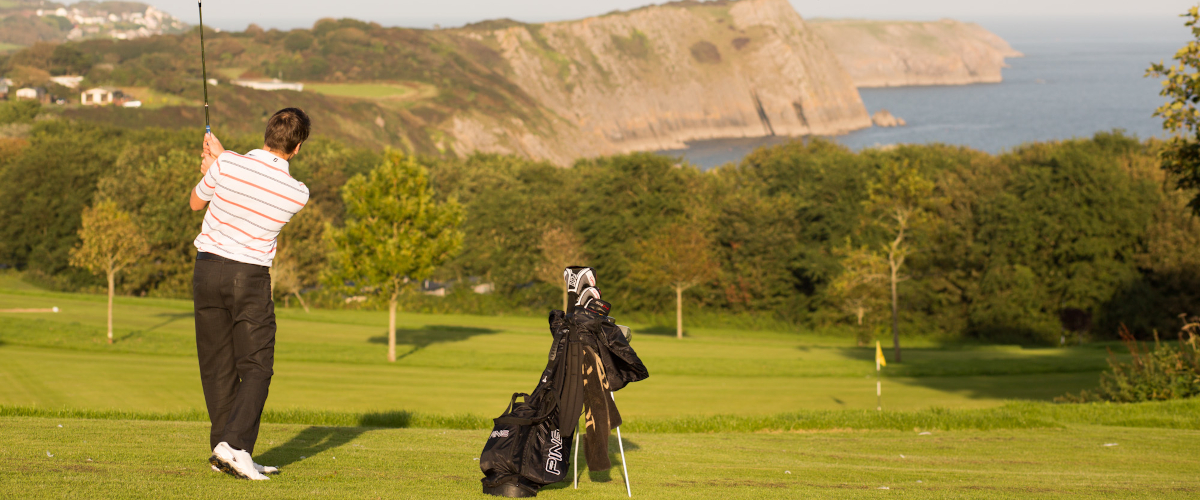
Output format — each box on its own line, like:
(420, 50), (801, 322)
(876, 356), (882, 412)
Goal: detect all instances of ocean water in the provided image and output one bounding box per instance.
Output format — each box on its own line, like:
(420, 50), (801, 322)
(663, 17), (1192, 169)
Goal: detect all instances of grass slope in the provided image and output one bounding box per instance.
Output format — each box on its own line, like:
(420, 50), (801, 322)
(0, 282), (1115, 417)
(2, 416), (1198, 499)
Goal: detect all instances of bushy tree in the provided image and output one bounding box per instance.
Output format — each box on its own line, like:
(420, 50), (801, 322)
(827, 242), (888, 345)
(1148, 6), (1200, 214)
(0, 121), (122, 283)
(69, 200), (149, 344)
(272, 201), (333, 312)
(862, 159), (940, 362)
(326, 151), (464, 362)
(630, 222), (717, 339)
(575, 153), (705, 310)
(536, 226), (587, 311)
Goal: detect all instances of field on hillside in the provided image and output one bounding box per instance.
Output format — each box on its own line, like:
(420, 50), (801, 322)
(305, 83), (418, 100)
(3, 273), (1199, 498)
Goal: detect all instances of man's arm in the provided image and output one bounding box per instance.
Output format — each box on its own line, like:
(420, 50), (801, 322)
(191, 133), (225, 211)
(190, 189), (207, 211)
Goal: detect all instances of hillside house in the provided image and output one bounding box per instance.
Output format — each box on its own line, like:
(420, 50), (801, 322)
(15, 87), (48, 103)
(81, 87), (126, 106)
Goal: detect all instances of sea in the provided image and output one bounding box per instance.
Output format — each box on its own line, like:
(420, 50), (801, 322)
(660, 17), (1193, 169)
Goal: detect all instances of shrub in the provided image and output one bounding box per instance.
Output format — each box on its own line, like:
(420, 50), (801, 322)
(1059, 322), (1200, 402)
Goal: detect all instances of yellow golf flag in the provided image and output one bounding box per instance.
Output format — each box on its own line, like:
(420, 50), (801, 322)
(875, 341), (887, 367)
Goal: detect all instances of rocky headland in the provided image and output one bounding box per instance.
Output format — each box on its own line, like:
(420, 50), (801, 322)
(449, 0), (872, 164)
(809, 19), (1023, 88)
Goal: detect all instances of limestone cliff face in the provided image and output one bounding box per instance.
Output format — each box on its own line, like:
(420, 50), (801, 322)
(449, 0), (871, 164)
(809, 19), (1023, 88)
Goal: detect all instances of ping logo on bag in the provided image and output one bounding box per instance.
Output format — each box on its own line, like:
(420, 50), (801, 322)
(545, 430), (563, 474)
(490, 430), (510, 439)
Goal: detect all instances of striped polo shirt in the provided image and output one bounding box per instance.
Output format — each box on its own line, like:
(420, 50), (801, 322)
(192, 149), (309, 267)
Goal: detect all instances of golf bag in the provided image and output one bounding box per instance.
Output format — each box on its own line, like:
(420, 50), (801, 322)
(480, 292), (648, 497)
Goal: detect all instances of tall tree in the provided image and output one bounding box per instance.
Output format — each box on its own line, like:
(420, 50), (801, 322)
(863, 160), (939, 362)
(271, 201), (333, 312)
(630, 223), (717, 339)
(69, 200), (149, 344)
(827, 242), (889, 346)
(1148, 6), (1200, 214)
(326, 151), (464, 362)
(536, 226), (586, 311)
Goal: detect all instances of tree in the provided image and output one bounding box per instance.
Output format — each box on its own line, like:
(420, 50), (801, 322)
(69, 200), (149, 344)
(827, 242), (888, 346)
(630, 223), (717, 339)
(326, 151), (464, 362)
(863, 159), (939, 362)
(536, 226), (586, 311)
(271, 201), (333, 312)
(1148, 6), (1200, 214)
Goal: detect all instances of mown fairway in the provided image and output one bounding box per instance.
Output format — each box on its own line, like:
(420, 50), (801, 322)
(3, 274), (1198, 498)
(3, 416), (1199, 499)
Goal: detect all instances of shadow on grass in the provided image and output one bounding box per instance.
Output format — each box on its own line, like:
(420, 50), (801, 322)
(118, 311), (194, 342)
(368, 325), (501, 361)
(829, 345), (1108, 401)
(543, 434), (640, 490)
(256, 426), (368, 469)
(637, 325), (687, 338)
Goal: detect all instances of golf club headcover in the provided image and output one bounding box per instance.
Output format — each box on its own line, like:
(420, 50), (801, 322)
(563, 266), (596, 313)
(581, 297), (611, 317)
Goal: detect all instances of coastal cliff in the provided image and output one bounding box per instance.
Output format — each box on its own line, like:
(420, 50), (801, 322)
(449, 0), (871, 164)
(809, 19), (1023, 88)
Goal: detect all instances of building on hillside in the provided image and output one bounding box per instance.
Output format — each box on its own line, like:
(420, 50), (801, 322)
(81, 87), (126, 106)
(15, 87), (48, 103)
(0, 81), (8, 100)
(50, 76), (85, 89)
(230, 78), (304, 92)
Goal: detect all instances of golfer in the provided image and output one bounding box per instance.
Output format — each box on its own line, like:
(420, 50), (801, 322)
(189, 108), (311, 480)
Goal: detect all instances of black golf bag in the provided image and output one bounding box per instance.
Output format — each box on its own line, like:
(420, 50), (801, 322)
(480, 297), (648, 497)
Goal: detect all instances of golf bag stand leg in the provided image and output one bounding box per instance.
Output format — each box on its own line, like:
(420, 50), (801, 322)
(613, 392), (631, 497)
(573, 431), (579, 489)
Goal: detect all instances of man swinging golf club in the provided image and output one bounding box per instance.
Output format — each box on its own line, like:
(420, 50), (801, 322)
(189, 108), (311, 480)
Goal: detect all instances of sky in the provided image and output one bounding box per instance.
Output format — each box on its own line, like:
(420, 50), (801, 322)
(158, 0), (1199, 31)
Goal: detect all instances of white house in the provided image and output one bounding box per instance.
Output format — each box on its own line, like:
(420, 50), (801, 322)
(231, 78), (303, 92)
(15, 87), (47, 102)
(81, 87), (125, 105)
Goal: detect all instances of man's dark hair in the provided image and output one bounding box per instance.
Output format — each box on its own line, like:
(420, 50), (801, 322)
(264, 107), (310, 153)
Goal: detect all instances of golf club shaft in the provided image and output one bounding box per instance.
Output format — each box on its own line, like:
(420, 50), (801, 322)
(198, 1), (210, 134)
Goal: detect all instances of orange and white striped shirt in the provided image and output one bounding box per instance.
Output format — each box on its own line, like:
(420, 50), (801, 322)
(192, 149), (309, 267)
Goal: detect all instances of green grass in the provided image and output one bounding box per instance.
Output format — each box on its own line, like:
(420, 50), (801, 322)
(2, 416), (1199, 499)
(0, 42), (23, 54)
(305, 82), (416, 99)
(0, 274), (1121, 417)
(6, 398), (1200, 433)
(3, 274), (1200, 497)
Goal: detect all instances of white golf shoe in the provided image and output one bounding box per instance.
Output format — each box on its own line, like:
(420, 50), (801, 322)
(210, 442), (270, 480)
(211, 462), (278, 474)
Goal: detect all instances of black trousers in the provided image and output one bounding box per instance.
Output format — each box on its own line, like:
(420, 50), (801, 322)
(193, 252), (275, 455)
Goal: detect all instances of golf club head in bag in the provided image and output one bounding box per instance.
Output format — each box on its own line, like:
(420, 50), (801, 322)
(563, 266), (596, 314)
(580, 296), (611, 317)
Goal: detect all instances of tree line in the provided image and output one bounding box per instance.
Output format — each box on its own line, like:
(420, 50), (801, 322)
(2, 110), (1197, 345)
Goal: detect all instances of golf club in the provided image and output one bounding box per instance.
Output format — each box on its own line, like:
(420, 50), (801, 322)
(198, 1), (210, 134)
